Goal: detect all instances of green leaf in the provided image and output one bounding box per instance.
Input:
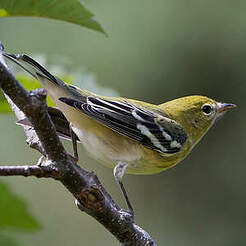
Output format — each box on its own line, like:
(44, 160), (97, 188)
(0, 234), (23, 246)
(0, 101), (11, 112)
(0, 0), (105, 34)
(0, 181), (40, 231)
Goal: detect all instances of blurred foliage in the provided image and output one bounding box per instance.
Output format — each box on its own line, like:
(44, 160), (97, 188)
(0, 93), (9, 112)
(0, 181), (40, 230)
(0, 0), (105, 34)
(0, 234), (22, 246)
(0, 181), (40, 246)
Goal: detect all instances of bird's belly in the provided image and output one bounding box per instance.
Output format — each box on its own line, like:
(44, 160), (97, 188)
(72, 126), (144, 169)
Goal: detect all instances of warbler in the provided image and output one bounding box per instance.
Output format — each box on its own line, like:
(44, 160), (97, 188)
(3, 52), (236, 215)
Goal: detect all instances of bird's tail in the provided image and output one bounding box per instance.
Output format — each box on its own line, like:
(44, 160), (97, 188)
(3, 52), (65, 86)
(3, 52), (82, 101)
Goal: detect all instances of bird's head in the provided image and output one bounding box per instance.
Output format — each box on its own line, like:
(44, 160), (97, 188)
(160, 95), (236, 146)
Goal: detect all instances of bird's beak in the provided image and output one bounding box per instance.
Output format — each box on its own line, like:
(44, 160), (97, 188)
(217, 102), (237, 114)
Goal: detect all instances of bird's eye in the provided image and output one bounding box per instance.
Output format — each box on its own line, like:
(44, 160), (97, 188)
(201, 104), (213, 115)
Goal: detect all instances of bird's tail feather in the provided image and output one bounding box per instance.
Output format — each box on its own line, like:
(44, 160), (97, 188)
(3, 52), (65, 87)
(3, 52), (88, 102)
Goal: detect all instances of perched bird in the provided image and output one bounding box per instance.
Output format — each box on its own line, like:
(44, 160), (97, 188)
(3, 52), (236, 216)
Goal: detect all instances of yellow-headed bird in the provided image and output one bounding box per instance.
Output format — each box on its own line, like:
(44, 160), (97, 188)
(3, 53), (236, 215)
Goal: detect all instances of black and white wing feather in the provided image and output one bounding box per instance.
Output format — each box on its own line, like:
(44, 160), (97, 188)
(59, 97), (187, 154)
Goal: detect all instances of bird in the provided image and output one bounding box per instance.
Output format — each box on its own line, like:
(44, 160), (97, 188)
(3, 52), (236, 217)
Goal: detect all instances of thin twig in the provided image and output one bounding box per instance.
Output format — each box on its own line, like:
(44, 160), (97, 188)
(0, 165), (58, 178)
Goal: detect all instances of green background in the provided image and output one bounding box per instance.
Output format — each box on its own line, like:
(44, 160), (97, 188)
(0, 0), (245, 245)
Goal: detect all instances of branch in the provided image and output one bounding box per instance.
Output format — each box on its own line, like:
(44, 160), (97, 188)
(0, 165), (58, 178)
(0, 46), (156, 246)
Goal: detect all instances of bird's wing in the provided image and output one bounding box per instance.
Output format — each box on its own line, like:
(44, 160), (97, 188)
(59, 96), (187, 154)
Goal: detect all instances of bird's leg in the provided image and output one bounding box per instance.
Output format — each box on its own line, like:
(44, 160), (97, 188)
(69, 123), (79, 163)
(114, 162), (134, 219)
